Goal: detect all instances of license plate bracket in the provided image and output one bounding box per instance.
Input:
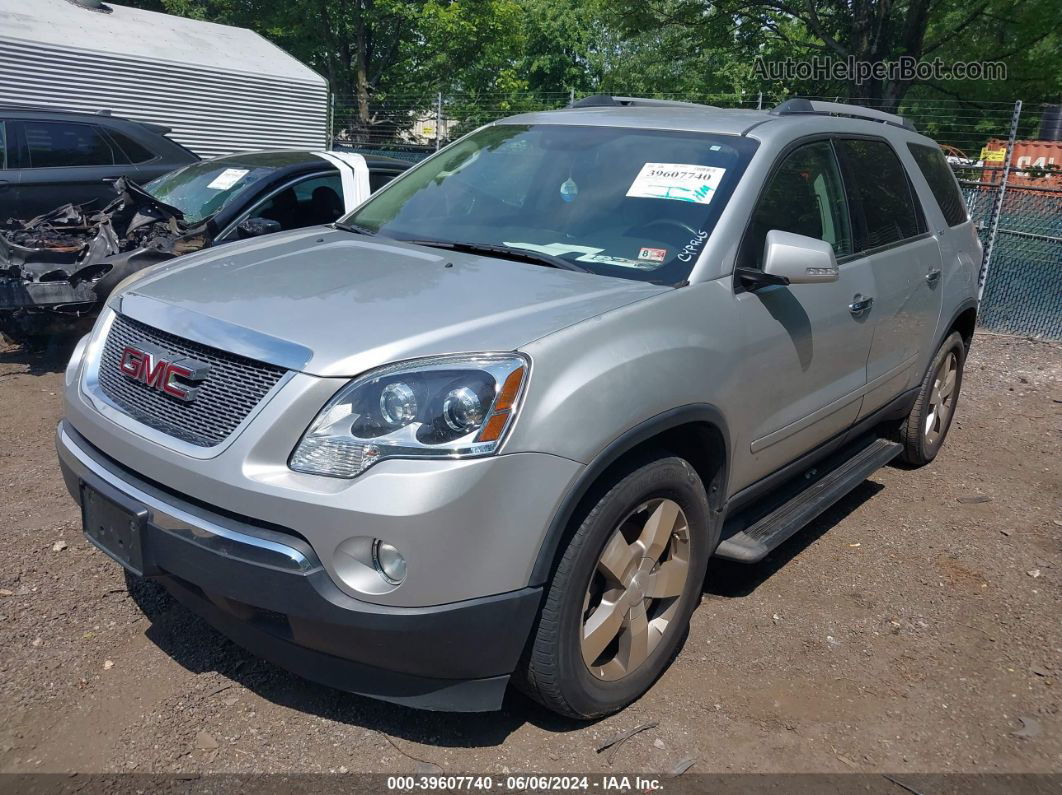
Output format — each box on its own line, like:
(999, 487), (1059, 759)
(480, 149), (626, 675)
(81, 482), (157, 577)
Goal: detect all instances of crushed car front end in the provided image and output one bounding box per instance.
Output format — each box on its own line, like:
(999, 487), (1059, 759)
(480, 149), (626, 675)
(0, 179), (209, 344)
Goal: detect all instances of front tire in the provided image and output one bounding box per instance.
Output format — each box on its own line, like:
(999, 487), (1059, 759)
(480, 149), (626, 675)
(517, 455), (714, 719)
(899, 331), (966, 466)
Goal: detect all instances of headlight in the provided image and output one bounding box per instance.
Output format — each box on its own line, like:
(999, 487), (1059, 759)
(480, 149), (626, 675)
(289, 353), (528, 478)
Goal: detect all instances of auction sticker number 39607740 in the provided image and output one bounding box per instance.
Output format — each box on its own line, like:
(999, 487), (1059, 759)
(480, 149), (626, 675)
(626, 162), (727, 204)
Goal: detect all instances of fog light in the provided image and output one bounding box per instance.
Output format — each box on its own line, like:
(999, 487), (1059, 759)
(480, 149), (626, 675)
(372, 540), (406, 585)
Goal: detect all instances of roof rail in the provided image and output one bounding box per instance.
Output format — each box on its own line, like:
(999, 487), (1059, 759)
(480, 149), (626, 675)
(569, 94), (718, 110)
(771, 98), (916, 132)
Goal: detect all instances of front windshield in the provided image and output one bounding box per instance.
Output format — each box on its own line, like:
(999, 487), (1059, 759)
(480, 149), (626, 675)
(145, 161), (276, 225)
(346, 123), (758, 282)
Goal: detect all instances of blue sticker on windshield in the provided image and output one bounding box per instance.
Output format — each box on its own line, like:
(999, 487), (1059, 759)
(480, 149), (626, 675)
(560, 178), (578, 203)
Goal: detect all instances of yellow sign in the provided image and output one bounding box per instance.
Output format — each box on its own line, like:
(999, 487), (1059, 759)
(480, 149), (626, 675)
(980, 147), (1006, 163)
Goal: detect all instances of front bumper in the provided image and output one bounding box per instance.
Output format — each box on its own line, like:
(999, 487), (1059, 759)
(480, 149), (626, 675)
(57, 421), (542, 711)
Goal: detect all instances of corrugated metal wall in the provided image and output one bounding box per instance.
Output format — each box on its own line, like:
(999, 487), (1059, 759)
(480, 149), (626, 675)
(0, 39), (328, 158)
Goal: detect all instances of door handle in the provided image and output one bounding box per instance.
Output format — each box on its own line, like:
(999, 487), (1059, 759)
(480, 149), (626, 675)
(849, 295), (874, 316)
(925, 268), (942, 286)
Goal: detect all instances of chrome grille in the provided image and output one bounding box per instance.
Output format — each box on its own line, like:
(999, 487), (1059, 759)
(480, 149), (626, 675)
(97, 314), (286, 447)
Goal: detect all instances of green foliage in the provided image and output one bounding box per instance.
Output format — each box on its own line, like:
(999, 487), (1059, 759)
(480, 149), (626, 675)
(120, 0), (1058, 142)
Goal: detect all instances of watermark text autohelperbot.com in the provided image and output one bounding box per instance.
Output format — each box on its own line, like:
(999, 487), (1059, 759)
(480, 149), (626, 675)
(755, 56), (1007, 84)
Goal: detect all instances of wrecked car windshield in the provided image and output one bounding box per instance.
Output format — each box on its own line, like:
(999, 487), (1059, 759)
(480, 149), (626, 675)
(145, 161), (275, 224)
(346, 124), (757, 283)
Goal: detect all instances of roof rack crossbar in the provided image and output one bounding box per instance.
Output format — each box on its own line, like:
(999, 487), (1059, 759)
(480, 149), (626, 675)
(569, 94), (718, 110)
(771, 98), (916, 132)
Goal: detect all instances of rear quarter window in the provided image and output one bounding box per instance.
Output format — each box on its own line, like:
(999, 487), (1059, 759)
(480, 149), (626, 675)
(836, 138), (924, 252)
(108, 129), (157, 164)
(907, 142), (968, 227)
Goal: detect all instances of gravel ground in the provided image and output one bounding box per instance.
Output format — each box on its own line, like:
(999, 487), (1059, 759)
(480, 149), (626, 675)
(0, 332), (1059, 775)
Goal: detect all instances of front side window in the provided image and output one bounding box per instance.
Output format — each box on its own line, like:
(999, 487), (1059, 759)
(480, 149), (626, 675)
(345, 124), (759, 283)
(0, 121), (7, 169)
(22, 121), (118, 168)
(741, 140), (853, 269)
(836, 138), (923, 251)
(369, 170), (402, 193)
(248, 173), (344, 228)
(908, 142), (968, 227)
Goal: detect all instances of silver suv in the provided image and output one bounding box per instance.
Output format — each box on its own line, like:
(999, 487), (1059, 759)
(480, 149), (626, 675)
(57, 97), (982, 718)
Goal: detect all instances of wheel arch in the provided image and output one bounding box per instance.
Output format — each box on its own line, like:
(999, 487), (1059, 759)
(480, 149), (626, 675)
(948, 301), (978, 350)
(529, 404), (729, 587)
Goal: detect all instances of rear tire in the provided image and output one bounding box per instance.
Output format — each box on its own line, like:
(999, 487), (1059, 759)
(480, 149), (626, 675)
(899, 331), (966, 466)
(517, 455), (714, 719)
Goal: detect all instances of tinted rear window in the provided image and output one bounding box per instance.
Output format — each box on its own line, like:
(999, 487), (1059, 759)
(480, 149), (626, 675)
(836, 139), (923, 251)
(22, 121), (118, 168)
(908, 142), (967, 226)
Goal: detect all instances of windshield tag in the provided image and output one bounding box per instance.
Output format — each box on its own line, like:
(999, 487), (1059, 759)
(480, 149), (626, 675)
(638, 247), (667, 263)
(626, 163), (726, 204)
(576, 253), (658, 270)
(560, 178), (578, 203)
(207, 168), (250, 191)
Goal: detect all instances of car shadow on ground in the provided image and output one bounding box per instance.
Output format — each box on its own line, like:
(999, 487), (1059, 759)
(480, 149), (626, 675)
(0, 338), (78, 375)
(125, 478), (885, 748)
(704, 479), (885, 599)
(126, 574), (588, 748)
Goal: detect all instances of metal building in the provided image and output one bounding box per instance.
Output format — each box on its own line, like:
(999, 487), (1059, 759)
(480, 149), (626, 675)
(0, 0), (329, 158)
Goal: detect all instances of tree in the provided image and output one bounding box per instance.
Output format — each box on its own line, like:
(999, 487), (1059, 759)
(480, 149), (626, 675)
(610, 0), (1060, 111)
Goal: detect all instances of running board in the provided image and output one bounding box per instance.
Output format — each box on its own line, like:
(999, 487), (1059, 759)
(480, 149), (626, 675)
(715, 438), (902, 563)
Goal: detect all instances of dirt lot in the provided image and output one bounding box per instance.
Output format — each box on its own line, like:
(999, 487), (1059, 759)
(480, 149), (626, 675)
(0, 332), (1059, 776)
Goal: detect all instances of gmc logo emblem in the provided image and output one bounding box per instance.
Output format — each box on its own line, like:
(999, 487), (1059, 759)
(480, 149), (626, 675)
(118, 344), (209, 403)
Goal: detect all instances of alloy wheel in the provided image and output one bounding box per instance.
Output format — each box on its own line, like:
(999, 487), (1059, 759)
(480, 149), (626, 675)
(581, 498), (691, 681)
(925, 350), (958, 446)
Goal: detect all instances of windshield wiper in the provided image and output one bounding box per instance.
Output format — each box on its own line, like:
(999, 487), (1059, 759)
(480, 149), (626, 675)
(403, 239), (590, 273)
(332, 221), (376, 236)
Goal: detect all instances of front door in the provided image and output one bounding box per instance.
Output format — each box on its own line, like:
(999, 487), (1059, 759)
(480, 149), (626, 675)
(834, 138), (944, 417)
(729, 139), (876, 491)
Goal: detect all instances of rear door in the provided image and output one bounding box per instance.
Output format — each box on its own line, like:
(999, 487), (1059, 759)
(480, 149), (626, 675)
(731, 139), (876, 487)
(834, 138), (944, 418)
(13, 119), (137, 217)
(0, 120), (17, 220)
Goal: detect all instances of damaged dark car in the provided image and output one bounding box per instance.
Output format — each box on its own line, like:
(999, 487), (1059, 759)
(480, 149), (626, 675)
(0, 149), (409, 346)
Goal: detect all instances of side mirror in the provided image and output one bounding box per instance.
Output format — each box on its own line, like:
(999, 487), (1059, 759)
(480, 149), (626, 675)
(236, 216), (282, 239)
(762, 229), (839, 284)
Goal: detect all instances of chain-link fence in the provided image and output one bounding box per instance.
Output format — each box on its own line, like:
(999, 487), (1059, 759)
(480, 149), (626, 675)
(962, 176), (1062, 338)
(332, 92), (1061, 339)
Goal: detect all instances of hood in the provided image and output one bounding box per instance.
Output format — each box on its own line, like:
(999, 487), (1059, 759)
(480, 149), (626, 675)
(118, 228), (669, 377)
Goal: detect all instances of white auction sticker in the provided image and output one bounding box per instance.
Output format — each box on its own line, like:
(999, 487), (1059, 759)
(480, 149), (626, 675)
(626, 163), (726, 204)
(206, 168), (250, 190)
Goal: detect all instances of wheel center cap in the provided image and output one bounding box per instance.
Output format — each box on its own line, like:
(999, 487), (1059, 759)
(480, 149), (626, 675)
(627, 570), (650, 603)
